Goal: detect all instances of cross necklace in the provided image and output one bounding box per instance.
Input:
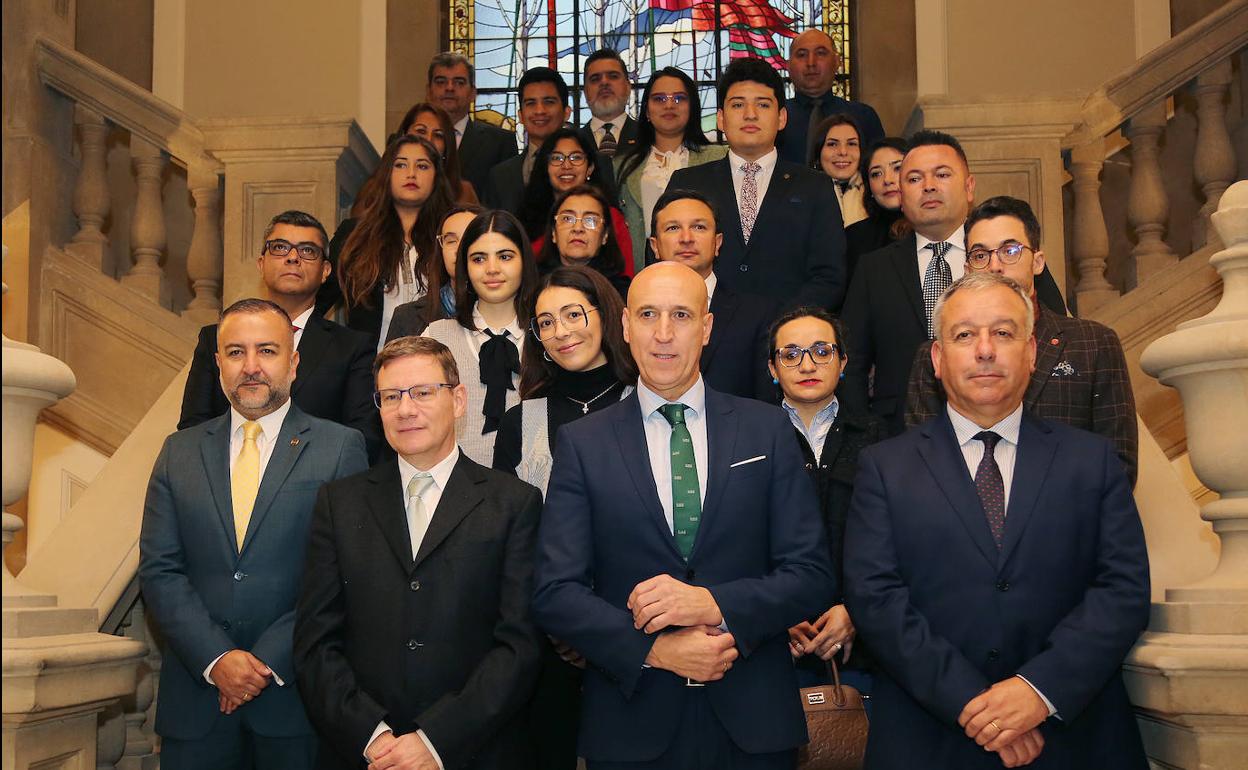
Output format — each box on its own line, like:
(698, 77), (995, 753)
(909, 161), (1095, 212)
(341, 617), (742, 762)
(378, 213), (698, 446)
(566, 382), (619, 414)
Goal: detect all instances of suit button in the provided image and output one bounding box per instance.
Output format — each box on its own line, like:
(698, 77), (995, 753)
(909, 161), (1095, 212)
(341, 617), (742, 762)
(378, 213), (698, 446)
(987, 649), (1000, 661)
(410, 580), (421, 592)
(739, 264), (749, 272)
(233, 571), (245, 581)
(996, 580), (1010, 592)
(685, 569), (695, 581)
(222, 621), (231, 630)
(804, 463), (813, 470)
(406, 639), (419, 650)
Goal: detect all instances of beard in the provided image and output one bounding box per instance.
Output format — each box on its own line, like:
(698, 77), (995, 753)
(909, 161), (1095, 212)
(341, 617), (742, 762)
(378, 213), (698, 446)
(589, 92), (628, 120)
(226, 374), (291, 416)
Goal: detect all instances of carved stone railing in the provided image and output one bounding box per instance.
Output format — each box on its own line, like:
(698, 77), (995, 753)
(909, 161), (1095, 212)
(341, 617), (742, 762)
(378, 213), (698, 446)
(34, 37), (224, 325)
(1063, 0), (1247, 316)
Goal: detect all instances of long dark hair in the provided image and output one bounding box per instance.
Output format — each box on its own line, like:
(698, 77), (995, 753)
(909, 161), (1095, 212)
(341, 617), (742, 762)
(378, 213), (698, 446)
(340, 135), (455, 309)
(454, 210), (540, 331)
(395, 102), (466, 200)
(421, 203), (486, 325)
(536, 184), (625, 277)
(519, 265), (637, 398)
(617, 67), (711, 186)
(808, 112), (864, 175)
(519, 127), (612, 238)
(860, 136), (910, 217)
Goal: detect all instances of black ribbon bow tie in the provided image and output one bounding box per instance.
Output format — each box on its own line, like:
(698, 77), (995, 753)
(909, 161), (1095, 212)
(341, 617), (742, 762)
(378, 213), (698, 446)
(478, 329), (520, 434)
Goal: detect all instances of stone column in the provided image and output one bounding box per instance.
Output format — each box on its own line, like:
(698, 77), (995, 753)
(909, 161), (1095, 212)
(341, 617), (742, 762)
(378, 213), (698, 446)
(1069, 138), (1119, 316)
(1192, 61), (1235, 250)
(182, 164), (223, 326)
(1126, 100), (1176, 283)
(1128, 180), (1248, 768)
(64, 104), (112, 270)
(119, 137), (171, 308)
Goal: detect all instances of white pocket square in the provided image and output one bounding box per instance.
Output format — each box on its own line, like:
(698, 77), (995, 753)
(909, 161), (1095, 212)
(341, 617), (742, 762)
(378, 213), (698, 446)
(730, 455), (767, 468)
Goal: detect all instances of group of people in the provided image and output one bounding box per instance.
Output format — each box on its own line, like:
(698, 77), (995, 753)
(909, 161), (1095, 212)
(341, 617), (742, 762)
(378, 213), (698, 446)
(139, 29), (1152, 770)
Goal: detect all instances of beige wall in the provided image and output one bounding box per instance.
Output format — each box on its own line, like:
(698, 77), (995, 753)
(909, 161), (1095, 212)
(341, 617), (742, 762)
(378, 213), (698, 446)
(386, 0), (443, 140)
(856, 2), (917, 137)
(75, 0), (152, 90)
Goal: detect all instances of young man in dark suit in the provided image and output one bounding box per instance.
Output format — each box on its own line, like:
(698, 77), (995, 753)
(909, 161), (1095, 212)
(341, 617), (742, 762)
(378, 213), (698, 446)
(532, 263), (835, 768)
(905, 196), (1138, 484)
(140, 299), (369, 770)
(666, 57), (847, 311)
(427, 52), (518, 195)
(845, 272), (1150, 769)
(650, 188), (778, 401)
(484, 67), (571, 215)
(179, 210), (382, 460)
(294, 336), (544, 770)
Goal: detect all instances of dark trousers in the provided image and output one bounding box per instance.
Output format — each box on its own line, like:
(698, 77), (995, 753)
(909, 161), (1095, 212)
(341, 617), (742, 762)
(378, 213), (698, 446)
(528, 643), (583, 770)
(160, 714), (316, 770)
(588, 689), (796, 770)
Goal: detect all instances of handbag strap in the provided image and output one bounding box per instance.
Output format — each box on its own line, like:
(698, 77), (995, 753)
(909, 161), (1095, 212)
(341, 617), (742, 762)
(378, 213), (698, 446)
(824, 657), (850, 707)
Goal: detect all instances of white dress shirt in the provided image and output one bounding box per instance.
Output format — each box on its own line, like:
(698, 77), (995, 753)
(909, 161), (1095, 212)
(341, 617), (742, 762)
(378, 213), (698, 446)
(379, 244), (427, 352)
(453, 114), (470, 147)
(640, 145), (690, 239)
(464, 303), (524, 356)
(203, 399), (294, 686)
(727, 148), (779, 218)
(636, 378), (709, 532)
(916, 225), (967, 288)
(704, 272), (718, 306)
(782, 397), (839, 463)
(589, 113), (628, 148)
(290, 306), (314, 350)
(365, 446), (462, 768)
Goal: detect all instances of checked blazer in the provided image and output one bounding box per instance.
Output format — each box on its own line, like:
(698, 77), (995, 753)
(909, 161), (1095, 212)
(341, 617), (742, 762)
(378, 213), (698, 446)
(903, 305), (1138, 485)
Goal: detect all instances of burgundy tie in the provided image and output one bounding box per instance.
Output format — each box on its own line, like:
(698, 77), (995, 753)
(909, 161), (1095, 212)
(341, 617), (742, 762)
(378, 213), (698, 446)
(973, 431), (1005, 549)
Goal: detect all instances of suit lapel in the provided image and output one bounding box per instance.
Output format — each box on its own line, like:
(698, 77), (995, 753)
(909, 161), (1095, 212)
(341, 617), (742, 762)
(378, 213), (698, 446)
(887, 235), (926, 330)
(200, 414), (239, 553)
(291, 317), (330, 396)
(744, 165), (793, 259)
(366, 460), (417, 571)
(1025, 310), (1064, 408)
(614, 394), (683, 559)
(239, 407), (311, 556)
(711, 160), (745, 257)
(999, 416), (1058, 566)
(916, 414), (1000, 568)
(702, 288), (738, 366)
(692, 388), (735, 560)
(413, 454), (485, 569)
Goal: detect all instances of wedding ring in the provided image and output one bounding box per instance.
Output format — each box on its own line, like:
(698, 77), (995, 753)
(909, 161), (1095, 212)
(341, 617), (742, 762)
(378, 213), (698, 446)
(989, 719), (1001, 733)
(722, 662), (729, 672)
(243, 694), (251, 701)
(833, 641), (842, 652)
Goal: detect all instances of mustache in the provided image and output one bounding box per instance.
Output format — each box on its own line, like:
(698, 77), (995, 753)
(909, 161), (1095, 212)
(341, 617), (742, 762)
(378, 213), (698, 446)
(237, 374), (270, 386)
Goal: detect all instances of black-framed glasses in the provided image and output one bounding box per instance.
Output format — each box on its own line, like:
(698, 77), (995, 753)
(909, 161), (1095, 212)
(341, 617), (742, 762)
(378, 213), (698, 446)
(548, 152), (588, 167)
(649, 92), (689, 105)
(774, 343), (840, 368)
(264, 239), (324, 262)
(554, 212), (603, 231)
(531, 304), (597, 340)
(436, 232), (460, 250)
(967, 241), (1034, 269)
(373, 383), (455, 410)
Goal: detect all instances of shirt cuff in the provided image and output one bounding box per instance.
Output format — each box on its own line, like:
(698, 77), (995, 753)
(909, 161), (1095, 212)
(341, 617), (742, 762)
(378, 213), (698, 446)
(203, 651), (229, 684)
(416, 729), (446, 770)
(1015, 674), (1059, 718)
(364, 721), (392, 761)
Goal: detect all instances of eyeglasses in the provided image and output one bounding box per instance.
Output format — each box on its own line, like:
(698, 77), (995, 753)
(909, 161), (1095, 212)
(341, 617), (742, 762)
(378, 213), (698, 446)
(373, 383), (455, 409)
(649, 92), (689, 105)
(264, 239), (324, 261)
(966, 241), (1034, 269)
(548, 152), (588, 167)
(774, 343), (840, 368)
(554, 212), (603, 231)
(436, 232), (460, 250)
(531, 303), (597, 340)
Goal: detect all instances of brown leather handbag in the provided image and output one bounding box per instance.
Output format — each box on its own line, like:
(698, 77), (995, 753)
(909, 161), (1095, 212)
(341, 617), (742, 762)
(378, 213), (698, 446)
(796, 659), (869, 770)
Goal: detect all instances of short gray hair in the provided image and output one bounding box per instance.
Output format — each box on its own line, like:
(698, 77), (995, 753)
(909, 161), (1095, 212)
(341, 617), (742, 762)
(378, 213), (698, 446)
(427, 52), (475, 88)
(931, 272), (1034, 341)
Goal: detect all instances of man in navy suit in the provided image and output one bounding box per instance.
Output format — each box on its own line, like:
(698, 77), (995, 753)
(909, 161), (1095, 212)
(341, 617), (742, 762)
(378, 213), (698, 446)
(667, 57), (847, 311)
(844, 272), (1150, 769)
(140, 299), (368, 769)
(532, 262), (836, 768)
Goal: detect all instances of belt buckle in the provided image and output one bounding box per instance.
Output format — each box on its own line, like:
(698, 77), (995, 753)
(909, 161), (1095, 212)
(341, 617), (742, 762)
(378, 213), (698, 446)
(685, 677), (706, 687)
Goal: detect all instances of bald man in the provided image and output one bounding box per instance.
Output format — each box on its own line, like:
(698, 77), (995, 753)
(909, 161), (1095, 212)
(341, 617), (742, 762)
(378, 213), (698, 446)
(779, 28), (885, 165)
(532, 263), (835, 769)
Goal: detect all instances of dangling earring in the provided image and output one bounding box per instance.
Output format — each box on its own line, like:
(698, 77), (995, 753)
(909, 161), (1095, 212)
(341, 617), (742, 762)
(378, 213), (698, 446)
(772, 377), (780, 385)
(839, 372), (845, 380)
(543, 349), (553, 362)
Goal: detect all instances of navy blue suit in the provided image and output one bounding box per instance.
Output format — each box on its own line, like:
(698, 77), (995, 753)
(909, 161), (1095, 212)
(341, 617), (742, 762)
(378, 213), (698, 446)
(844, 411), (1150, 770)
(531, 386), (836, 764)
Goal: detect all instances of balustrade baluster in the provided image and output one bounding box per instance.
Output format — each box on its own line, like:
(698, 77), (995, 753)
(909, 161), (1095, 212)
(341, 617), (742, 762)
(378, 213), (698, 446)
(120, 136), (171, 307)
(96, 703), (126, 770)
(1126, 99), (1176, 283)
(1069, 138), (1119, 315)
(183, 165), (223, 325)
(1193, 60), (1235, 249)
(65, 104), (110, 269)
(117, 600), (157, 770)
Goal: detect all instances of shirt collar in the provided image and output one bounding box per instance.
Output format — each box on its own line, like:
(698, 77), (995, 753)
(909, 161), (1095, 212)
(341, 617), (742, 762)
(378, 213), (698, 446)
(590, 114), (628, 132)
(471, 302), (523, 338)
(781, 396), (839, 425)
(704, 272), (718, 304)
(229, 397), (292, 444)
(453, 114), (470, 136)
(946, 402), (1023, 448)
(397, 445), (460, 492)
(916, 225), (966, 255)
(636, 376), (706, 420)
(290, 306), (314, 332)
(727, 147), (778, 175)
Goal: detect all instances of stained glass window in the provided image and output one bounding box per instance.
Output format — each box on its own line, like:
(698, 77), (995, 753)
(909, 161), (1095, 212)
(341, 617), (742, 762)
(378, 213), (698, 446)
(448, 0), (852, 141)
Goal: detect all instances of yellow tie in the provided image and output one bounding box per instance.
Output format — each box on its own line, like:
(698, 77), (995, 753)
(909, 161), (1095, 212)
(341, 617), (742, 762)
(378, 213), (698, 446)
(231, 421), (262, 551)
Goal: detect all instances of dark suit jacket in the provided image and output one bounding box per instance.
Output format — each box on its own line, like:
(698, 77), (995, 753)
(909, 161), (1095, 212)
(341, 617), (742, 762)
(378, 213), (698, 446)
(483, 153), (527, 216)
(845, 412), (1149, 770)
(179, 315), (382, 461)
(668, 157), (847, 310)
(294, 453), (544, 770)
(701, 284), (778, 401)
(139, 407), (368, 740)
(459, 118), (518, 195)
(779, 94), (886, 166)
(590, 115), (638, 158)
(385, 296), (449, 342)
(904, 305), (1138, 484)
(531, 386), (836, 762)
(841, 234), (1067, 434)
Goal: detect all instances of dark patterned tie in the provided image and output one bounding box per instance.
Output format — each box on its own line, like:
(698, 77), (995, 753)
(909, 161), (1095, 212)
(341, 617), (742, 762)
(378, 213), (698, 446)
(599, 122), (618, 158)
(659, 403), (701, 559)
(973, 431), (1005, 549)
(740, 161), (762, 244)
(923, 241), (953, 339)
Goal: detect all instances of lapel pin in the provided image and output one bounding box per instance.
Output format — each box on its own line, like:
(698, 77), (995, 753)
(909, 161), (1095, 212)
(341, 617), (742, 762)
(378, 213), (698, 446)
(290, 437), (300, 447)
(783, 173), (791, 179)
(1050, 338), (1059, 345)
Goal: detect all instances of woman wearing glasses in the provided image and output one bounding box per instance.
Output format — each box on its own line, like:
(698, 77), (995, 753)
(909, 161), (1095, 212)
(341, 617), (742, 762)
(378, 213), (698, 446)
(317, 135), (456, 350)
(535, 184), (631, 299)
(386, 204), (483, 340)
(767, 306), (881, 701)
(615, 67), (726, 273)
(422, 210), (539, 466)
(520, 127), (634, 272)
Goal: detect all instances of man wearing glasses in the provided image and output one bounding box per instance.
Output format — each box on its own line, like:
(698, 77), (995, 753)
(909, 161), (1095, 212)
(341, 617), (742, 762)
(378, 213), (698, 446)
(904, 196), (1138, 484)
(179, 210), (382, 460)
(295, 335), (543, 770)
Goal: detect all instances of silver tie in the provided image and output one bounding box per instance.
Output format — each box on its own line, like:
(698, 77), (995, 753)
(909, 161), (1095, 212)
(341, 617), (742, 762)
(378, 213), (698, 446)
(406, 472), (435, 559)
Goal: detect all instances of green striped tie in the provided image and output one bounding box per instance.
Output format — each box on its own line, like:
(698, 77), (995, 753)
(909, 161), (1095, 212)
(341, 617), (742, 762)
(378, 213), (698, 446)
(659, 403), (701, 559)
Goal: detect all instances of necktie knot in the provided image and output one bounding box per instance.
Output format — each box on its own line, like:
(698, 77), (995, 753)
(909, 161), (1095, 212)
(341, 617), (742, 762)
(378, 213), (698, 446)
(407, 472), (434, 501)
(741, 161), (761, 176)
(659, 403), (688, 426)
(928, 241), (952, 260)
(602, 122), (614, 133)
(242, 421), (262, 442)
(974, 430), (1001, 452)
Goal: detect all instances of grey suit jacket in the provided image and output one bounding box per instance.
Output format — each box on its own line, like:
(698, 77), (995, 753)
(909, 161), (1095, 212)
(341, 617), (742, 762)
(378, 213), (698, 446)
(139, 405), (368, 740)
